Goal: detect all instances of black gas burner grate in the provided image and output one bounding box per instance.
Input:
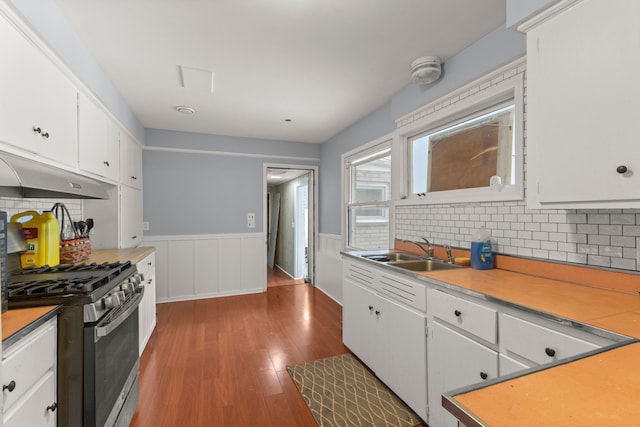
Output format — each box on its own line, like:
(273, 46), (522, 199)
(7, 261), (135, 305)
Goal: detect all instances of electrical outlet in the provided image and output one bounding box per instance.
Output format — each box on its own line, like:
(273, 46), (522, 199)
(143, 221), (150, 231)
(247, 213), (255, 228)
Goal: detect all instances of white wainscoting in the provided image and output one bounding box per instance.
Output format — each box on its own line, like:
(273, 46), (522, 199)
(314, 233), (344, 305)
(142, 233), (266, 303)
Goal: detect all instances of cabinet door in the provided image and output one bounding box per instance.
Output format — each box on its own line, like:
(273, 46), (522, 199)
(120, 132), (143, 189)
(342, 278), (376, 365)
(120, 185), (142, 248)
(526, 0), (640, 207)
(427, 321), (498, 427)
(377, 295), (427, 421)
(0, 15), (76, 167)
(78, 92), (120, 181)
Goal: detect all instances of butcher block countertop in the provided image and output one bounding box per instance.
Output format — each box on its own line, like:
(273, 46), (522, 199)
(83, 246), (155, 265)
(2, 247), (154, 349)
(344, 248), (640, 427)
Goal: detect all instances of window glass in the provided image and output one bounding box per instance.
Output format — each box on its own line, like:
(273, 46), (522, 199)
(345, 149), (391, 250)
(410, 104), (514, 194)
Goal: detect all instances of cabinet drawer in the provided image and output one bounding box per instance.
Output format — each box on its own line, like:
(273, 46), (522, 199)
(500, 313), (600, 365)
(136, 252), (156, 278)
(428, 289), (497, 344)
(379, 272), (425, 312)
(2, 319), (56, 411)
(3, 368), (56, 427)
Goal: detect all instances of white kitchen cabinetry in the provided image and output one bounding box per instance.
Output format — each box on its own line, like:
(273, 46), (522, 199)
(120, 185), (143, 248)
(524, 0), (640, 208)
(0, 14), (77, 168)
(342, 259), (427, 421)
(78, 92), (119, 181)
(137, 251), (157, 355)
(427, 288), (498, 427)
(2, 317), (57, 427)
(120, 132), (143, 189)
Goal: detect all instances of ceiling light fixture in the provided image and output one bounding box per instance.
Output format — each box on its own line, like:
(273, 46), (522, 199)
(174, 105), (196, 114)
(410, 56), (442, 85)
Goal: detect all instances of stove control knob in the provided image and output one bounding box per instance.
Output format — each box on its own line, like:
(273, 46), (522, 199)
(103, 295), (116, 309)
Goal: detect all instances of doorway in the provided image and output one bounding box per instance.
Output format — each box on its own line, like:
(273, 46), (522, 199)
(264, 164), (317, 288)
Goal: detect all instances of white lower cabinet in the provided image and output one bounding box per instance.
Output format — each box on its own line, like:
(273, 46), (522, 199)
(427, 289), (498, 427)
(137, 251), (157, 355)
(2, 317), (57, 427)
(498, 353), (532, 377)
(342, 260), (427, 421)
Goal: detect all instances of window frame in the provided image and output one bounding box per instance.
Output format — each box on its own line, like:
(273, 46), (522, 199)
(342, 136), (393, 250)
(396, 72), (524, 206)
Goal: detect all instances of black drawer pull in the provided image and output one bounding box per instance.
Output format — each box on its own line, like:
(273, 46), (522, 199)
(545, 347), (556, 357)
(47, 402), (58, 412)
(454, 310), (461, 317)
(3, 380), (16, 392)
(480, 372), (488, 380)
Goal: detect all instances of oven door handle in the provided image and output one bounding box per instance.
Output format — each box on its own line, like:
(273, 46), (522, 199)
(95, 287), (145, 343)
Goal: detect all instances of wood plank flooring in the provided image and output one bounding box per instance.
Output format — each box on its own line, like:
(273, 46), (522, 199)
(129, 283), (348, 426)
(266, 267), (305, 288)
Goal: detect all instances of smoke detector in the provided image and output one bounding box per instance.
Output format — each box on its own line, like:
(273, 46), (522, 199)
(410, 56), (442, 84)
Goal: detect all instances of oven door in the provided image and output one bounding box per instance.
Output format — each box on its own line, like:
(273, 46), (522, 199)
(84, 288), (144, 427)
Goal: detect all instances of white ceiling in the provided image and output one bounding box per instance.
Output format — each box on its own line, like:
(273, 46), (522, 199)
(54, 0), (505, 144)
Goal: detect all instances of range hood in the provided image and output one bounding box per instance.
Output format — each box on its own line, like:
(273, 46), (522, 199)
(0, 153), (111, 199)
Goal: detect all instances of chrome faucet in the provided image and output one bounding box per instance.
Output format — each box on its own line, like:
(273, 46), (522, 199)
(401, 238), (434, 258)
(444, 244), (453, 263)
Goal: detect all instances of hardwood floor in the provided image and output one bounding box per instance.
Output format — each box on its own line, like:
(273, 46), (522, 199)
(129, 284), (348, 426)
(266, 267), (305, 287)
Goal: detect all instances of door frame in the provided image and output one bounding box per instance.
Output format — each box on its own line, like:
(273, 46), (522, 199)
(263, 163), (318, 288)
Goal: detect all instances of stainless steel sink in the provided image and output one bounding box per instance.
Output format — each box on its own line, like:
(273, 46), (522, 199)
(388, 259), (463, 272)
(363, 252), (422, 262)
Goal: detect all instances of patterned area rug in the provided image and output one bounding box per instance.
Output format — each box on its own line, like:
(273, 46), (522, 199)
(287, 353), (422, 427)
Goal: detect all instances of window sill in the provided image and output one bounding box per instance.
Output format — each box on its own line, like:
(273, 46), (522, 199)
(395, 186), (523, 206)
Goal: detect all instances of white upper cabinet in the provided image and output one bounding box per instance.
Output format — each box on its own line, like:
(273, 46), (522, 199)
(524, 0), (640, 208)
(78, 92), (120, 181)
(120, 132), (143, 189)
(0, 14), (77, 168)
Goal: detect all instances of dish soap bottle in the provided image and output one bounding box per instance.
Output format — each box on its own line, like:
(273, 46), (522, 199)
(470, 227), (494, 270)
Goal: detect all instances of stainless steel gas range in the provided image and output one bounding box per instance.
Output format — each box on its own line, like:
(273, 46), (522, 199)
(8, 261), (144, 427)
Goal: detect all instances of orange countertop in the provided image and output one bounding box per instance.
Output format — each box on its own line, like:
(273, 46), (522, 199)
(83, 247), (155, 265)
(449, 341), (640, 427)
(420, 268), (640, 339)
(2, 306), (59, 347)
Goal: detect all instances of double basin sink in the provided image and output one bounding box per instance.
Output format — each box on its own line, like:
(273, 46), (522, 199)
(360, 251), (464, 272)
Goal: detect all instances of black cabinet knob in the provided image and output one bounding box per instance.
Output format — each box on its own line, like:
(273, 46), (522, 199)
(47, 402), (58, 412)
(42, 132), (50, 139)
(131, 176), (137, 180)
(3, 380), (16, 392)
(375, 310), (380, 315)
(454, 310), (462, 317)
(545, 347), (556, 357)
(617, 165), (628, 174)
(32, 126), (41, 134)
(104, 160), (110, 167)
(368, 305), (373, 310)
(480, 372), (488, 380)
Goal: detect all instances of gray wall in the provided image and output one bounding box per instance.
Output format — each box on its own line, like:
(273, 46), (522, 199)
(319, 25), (526, 235)
(143, 129), (320, 236)
(506, 0), (557, 28)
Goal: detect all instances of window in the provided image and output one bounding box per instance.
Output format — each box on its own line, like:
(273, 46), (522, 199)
(410, 103), (514, 194)
(399, 71), (523, 205)
(344, 144), (391, 250)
